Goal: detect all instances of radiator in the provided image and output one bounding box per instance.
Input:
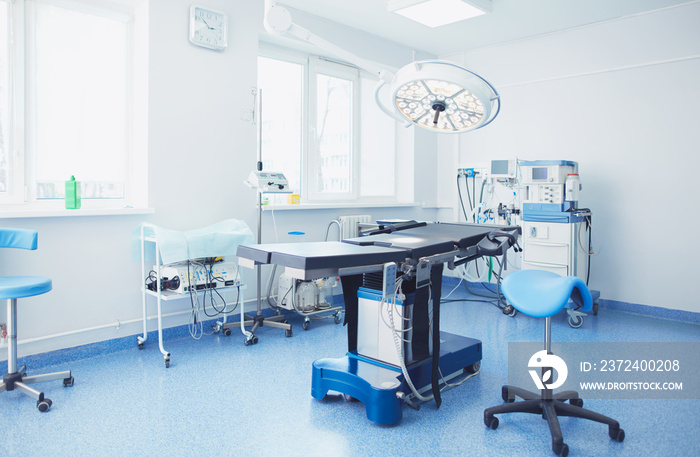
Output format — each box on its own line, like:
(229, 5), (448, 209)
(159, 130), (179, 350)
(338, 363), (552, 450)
(338, 214), (372, 239)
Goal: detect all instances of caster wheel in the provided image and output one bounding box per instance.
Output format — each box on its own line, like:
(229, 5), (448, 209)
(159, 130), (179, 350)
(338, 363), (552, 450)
(568, 315), (583, 328)
(164, 358), (170, 368)
(252, 336), (259, 345)
(244, 338), (252, 346)
(501, 386), (514, 403)
(592, 302), (599, 316)
(465, 361), (481, 373)
(343, 394), (358, 402)
(285, 329), (293, 337)
(137, 343), (144, 350)
(63, 376), (75, 387)
(334, 313), (342, 325)
(609, 427), (625, 442)
(37, 398), (52, 412)
(212, 326), (221, 334)
(302, 321), (310, 331)
(553, 443), (569, 457)
(570, 398), (583, 407)
(223, 328), (232, 337)
(484, 415), (499, 430)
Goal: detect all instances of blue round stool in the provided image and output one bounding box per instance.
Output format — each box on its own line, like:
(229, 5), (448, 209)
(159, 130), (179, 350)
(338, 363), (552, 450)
(0, 228), (74, 412)
(483, 270), (625, 456)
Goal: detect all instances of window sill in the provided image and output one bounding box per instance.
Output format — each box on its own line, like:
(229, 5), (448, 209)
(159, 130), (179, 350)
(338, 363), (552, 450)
(260, 202), (419, 211)
(0, 206), (155, 219)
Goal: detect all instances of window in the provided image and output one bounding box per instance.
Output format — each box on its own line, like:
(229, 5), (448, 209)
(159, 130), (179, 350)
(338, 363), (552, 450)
(0, 0), (146, 209)
(258, 49), (396, 204)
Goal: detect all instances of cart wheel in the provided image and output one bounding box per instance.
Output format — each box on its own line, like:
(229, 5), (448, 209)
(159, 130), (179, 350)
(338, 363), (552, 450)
(334, 313), (342, 325)
(252, 336), (259, 345)
(164, 357), (170, 368)
(465, 361), (481, 373)
(501, 385), (514, 403)
(568, 315), (583, 328)
(37, 398), (52, 412)
(303, 320), (310, 331)
(484, 415), (499, 429)
(553, 442), (569, 457)
(223, 328), (232, 337)
(138, 343), (144, 350)
(63, 376), (75, 387)
(244, 338), (252, 346)
(570, 398), (583, 407)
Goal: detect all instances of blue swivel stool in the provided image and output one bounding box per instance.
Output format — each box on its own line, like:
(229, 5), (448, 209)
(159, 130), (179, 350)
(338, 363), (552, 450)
(484, 270), (624, 456)
(0, 228), (74, 412)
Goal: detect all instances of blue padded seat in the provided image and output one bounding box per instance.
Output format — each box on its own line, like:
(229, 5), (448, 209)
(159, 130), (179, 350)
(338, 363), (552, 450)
(0, 277), (52, 300)
(0, 228), (51, 299)
(484, 269), (624, 456)
(501, 269), (591, 318)
(1, 228), (73, 412)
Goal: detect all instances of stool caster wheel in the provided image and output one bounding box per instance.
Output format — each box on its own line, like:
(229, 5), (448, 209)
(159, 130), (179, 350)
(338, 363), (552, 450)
(609, 427), (625, 442)
(63, 376), (75, 387)
(164, 357), (170, 368)
(501, 386), (514, 403)
(137, 343), (144, 350)
(568, 315), (583, 328)
(223, 328), (232, 337)
(570, 397), (583, 407)
(37, 398), (52, 412)
(285, 329), (293, 337)
(334, 312), (342, 324)
(484, 415), (499, 430)
(553, 442), (569, 457)
(245, 336), (259, 346)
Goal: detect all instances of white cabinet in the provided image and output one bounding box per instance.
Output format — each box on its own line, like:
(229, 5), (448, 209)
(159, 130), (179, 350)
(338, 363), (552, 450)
(521, 221), (587, 281)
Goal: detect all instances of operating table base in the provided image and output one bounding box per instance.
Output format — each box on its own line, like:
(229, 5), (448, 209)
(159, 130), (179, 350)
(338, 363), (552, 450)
(311, 332), (482, 425)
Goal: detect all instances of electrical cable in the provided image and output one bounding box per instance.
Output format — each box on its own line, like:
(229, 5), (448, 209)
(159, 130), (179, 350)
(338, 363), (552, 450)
(456, 175), (470, 222)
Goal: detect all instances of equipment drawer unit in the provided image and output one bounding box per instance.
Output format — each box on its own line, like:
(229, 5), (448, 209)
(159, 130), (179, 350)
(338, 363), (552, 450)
(523, 241), (569, 266)
(521, 260), (568, 277)
(522, 220), (572, 274)
(522, 220), (570, 244)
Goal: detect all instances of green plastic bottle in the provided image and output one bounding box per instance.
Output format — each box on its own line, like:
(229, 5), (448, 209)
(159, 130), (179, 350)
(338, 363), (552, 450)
(65, 175), (81, 209)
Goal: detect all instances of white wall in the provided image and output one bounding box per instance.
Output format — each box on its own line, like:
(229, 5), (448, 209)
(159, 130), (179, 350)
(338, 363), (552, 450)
(0, 0), (440, 358)
(438, 2), (700, 312)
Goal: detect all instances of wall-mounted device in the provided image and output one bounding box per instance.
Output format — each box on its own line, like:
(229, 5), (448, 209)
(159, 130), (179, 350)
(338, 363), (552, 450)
(520, 160), (580, 212)
(490, 159), (516, 179)
(246, 170), (292, 193)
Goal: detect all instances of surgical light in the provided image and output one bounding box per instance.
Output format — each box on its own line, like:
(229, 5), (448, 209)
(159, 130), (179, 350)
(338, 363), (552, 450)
(386, 60), (499, 133)
(263, 0), (499, 134)
(387, 0), (492, 28)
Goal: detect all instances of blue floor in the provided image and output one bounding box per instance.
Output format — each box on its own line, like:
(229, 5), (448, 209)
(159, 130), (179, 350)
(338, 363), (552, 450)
(2, 279), (699, 457)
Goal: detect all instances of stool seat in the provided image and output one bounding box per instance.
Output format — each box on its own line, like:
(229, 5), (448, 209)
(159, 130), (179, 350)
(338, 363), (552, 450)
(501, 270), (591, 318)
(0, 277), (52, 300)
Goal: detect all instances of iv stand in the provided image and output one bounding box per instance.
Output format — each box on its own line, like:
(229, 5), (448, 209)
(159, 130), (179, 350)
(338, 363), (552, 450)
(222, 89), (293, 344)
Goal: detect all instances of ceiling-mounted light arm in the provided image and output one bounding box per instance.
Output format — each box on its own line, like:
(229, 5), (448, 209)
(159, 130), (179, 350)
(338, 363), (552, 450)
(264, 1), (501, 134)
(265, 0), (409, 125)
(264, 1), (394, 82)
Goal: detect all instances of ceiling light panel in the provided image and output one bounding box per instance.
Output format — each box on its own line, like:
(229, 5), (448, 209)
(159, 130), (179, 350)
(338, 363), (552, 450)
(388, 0), (492, 28)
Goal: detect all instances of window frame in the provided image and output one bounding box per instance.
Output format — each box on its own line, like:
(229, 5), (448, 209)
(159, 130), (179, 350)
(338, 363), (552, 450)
(258, 44), (399, 206)
(0, 0), (144, 211)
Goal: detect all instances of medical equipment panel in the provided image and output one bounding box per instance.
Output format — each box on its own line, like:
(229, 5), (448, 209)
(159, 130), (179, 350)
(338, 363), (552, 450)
(246, 170), (292, 193)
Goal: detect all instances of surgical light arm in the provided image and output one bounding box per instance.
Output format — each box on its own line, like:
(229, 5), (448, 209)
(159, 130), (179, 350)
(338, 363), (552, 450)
(263, 1), (409, 125)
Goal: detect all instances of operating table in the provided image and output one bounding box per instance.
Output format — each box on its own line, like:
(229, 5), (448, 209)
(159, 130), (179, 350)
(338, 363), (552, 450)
(237, 222), (520, 424)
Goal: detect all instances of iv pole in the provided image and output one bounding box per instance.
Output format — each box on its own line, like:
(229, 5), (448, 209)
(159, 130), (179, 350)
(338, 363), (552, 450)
(222, 89), (293, 344)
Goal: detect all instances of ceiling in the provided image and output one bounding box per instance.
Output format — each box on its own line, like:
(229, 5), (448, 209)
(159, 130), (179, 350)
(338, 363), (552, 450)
(279, 0), (691, 56)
